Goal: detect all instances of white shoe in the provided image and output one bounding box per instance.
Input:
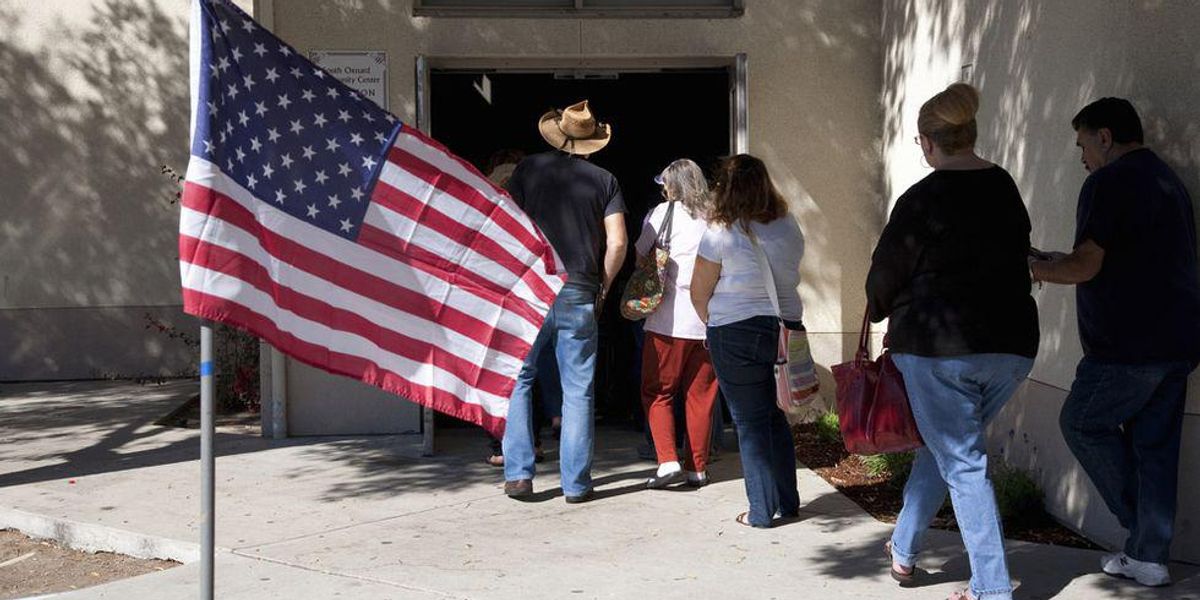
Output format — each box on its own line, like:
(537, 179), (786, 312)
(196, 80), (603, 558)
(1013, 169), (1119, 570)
(1102, 552), (1171, 587)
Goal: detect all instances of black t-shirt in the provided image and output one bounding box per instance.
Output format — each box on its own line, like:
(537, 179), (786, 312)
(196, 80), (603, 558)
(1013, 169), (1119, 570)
(506, 151), (626, 291)
(866, 165), (1040, 358)
(1074, 148), (1200, 364)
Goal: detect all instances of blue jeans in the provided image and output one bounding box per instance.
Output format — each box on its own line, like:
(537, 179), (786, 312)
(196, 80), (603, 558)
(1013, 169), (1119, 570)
(502, 283), (597, 496)
(891, 353), (1034, 600)
(707, 316), (800, 527)
(1059, 356), (1193, 564)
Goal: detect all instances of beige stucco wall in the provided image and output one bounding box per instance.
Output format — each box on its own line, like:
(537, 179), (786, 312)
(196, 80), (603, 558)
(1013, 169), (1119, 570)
(881, 0), (1200, 561)
(0, 0), (252, 380)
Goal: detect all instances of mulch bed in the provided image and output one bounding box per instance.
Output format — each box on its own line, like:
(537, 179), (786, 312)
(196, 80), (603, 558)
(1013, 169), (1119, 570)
(792, 423), (1101, 550)
(0, 530), (178, 599)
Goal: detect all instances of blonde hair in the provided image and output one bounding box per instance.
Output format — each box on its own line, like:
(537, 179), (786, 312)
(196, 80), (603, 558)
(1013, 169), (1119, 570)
(660, 159), (710, 217)
(918, 83), (981, 154)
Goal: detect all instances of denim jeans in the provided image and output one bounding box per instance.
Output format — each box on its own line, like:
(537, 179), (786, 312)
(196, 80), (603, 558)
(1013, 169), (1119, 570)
(890, 353), (1033, 600)
(502, 283), (597, 496)
(1059, 356), (1193, 564)
(707, 316), (800, 527)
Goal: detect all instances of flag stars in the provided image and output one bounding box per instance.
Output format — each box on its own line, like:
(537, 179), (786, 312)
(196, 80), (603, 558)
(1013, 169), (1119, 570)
(254, 101), (268, 117)
(339, 218), (354, 233)
(301, 89), (316, 102)
(313, 113), (328, 128)
(325, 137), (341, 152)
(277, 94), (292, 110)
(328, 194), (342, 208)
(338, 163), (352, 177)
(252, 42), (266, 56)
(202, 139), (214, 154)
(313, 69), (326, 79)
(267, 128), (281, 143)
(280, 153), (295, 168)
(226, 84), (240, 100)
(315, 171), (329, 185)
(327, 87), (340, 100)
(226, 158), (234, 172)
(279, 44), (292, 57)
(235, 147), (246, 163)
(237, 110), (250, 126)
(275, 189), (287, 204)
(246, 173), (258, 189)
(219, 130), (228, 144)
(350, 187), (364, 201)
(249, 137), (262, 153)
(362, 155), (378, 171)
(302, 146), (317, 160)
(374, 131), (388, 143)
(219, 19), (231, 34)
(349, 133), (364, 146)
(262, 163), (275, 179)
(231, 46), (244, 62)
(225, 121), (234, 135)
(217, 57), (231, 72)
(293, 179), (307, 194)
(289, 119), (305, 135)
(290, 67), (304, 79)
(306, 204), (320, 219)
(362, 111), (375, 123)
(384, 114), (396, 124)
(337, 109), (352, 123)
(242, 19), (255, 34)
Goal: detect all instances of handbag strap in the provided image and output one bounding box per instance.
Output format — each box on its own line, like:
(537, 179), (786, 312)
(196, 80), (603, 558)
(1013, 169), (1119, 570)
(654, 197), (676, 251)
(855, 306), (872, 363)
(746, 224), (788, 364)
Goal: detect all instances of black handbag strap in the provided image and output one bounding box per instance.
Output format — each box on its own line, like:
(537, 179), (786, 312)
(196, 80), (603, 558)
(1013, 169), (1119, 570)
(856, 305), (872, 364)
(655, 197), (676, 251)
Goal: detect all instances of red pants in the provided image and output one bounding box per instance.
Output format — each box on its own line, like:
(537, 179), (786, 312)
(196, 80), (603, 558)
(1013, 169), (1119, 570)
(641, 332), (719, 472)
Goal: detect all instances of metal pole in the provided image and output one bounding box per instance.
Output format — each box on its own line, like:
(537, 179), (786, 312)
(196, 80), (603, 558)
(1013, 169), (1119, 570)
(200, 322), (215, 600)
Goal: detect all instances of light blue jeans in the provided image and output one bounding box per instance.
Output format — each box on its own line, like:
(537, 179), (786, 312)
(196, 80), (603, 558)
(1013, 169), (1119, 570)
(502, 283), (597, 496)
(890, 353), (1034, 600)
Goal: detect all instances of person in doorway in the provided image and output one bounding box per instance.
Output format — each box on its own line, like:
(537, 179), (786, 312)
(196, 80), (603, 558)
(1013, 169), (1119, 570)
(1030, 97), (1200, 588)
(501, 101), (627, 504)
(636, 159), (719, 489)
(867, 83), (1039, 600)
(690, 154), (805, 527)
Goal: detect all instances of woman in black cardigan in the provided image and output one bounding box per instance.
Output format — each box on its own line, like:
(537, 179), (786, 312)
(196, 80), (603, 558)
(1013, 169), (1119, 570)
(867, 83), (1039, 600)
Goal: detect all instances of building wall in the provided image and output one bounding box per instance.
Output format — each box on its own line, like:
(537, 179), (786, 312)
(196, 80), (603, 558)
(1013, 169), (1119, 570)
(264, 0), (885, 419)
(881, 0), (1200, 561)
(0, 0), (252, 380)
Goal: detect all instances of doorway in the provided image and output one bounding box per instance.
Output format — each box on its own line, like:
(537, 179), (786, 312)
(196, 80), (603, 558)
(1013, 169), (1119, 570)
(423, 60), (740, 443)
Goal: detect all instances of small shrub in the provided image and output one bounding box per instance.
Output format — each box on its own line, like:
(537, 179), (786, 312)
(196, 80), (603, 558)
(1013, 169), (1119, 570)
(861, 451), (915, 482)
(992, 462), (1045, 525)
(814, 410), (841, 444)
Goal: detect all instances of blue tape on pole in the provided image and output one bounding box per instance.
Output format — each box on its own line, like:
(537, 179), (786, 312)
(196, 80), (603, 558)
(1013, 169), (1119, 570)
(200, 361), (215, 376)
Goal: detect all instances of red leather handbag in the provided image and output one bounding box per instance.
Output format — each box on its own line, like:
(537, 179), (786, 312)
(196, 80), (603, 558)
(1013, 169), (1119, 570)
(831, 309), (924, 455)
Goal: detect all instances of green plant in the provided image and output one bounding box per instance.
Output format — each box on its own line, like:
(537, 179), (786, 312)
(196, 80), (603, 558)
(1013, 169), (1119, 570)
(145, 313), (260, 413)
(814, 410), (842, 444)
(861, 451), (915, 482)
(991, 462), (1045, 525)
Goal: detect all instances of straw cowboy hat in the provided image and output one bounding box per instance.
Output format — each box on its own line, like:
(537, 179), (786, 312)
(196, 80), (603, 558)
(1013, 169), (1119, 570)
(538, 100), (612, 155)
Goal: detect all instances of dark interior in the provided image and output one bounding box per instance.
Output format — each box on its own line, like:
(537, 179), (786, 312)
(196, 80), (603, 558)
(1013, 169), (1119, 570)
(430, 68), (731, 428)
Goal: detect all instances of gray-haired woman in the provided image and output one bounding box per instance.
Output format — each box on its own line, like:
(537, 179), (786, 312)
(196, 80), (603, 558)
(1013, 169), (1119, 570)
(636, 159), (720, 489)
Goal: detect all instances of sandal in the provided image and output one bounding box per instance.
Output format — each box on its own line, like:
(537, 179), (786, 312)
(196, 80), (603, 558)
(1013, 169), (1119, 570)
(884, 540), (916, 586)
(735, 511), (753, 527)
(946, 590), (976, 600)
(485, 453), (504, 467)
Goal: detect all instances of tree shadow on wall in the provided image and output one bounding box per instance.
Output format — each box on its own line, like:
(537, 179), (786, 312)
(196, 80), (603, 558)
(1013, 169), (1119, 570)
(0, 0), (195, 379)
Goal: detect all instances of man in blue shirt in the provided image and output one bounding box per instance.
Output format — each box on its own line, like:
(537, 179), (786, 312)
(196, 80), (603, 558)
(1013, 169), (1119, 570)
(1032, 97), (1200, 588)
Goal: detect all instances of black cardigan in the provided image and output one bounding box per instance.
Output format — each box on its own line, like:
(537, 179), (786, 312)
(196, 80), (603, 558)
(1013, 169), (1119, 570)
(866, 166), (1039, 358)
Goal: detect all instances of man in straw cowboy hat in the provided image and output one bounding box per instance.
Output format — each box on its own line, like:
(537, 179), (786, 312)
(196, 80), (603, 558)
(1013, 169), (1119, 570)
(501, 100), (627, 503)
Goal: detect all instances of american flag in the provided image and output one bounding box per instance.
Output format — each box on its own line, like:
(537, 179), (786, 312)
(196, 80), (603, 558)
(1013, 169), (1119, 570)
(181, 0), (564, 436)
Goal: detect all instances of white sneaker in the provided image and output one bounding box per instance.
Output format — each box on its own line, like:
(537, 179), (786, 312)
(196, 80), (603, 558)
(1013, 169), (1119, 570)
(1102, 552), (1171, 587)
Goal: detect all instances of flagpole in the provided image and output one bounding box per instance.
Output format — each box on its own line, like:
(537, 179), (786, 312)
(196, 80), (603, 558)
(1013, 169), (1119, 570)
(200, 321), (215, 600)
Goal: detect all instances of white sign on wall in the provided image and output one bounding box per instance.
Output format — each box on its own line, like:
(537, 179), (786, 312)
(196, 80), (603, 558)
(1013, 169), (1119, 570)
(309, 51), (388, 110)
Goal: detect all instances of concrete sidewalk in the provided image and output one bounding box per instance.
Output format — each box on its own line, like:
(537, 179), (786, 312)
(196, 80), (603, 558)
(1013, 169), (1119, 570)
(1, 380), (1197, 599)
